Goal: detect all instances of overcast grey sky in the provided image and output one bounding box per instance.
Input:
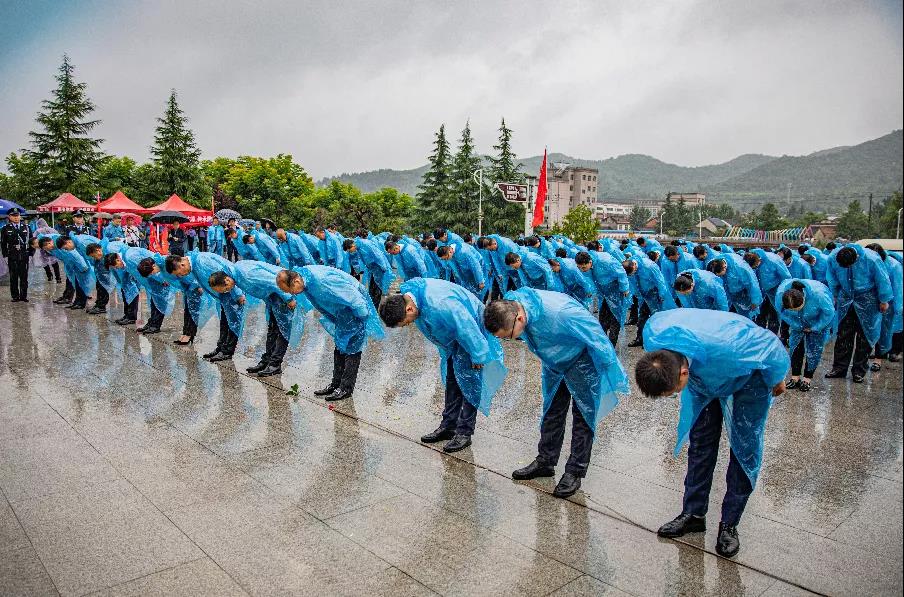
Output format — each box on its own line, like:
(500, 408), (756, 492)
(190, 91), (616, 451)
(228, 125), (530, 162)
(1, 0), (901, 178)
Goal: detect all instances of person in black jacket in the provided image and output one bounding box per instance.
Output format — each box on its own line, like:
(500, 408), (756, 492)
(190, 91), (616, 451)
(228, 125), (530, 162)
(1, 208), (34, 302)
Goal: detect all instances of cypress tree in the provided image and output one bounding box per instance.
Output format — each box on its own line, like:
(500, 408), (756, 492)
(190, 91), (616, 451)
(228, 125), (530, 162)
(415, 124), (452, 231)
(26, 55), (105, 201)
(485, 118), (525, 236)
(148, 90), (207, 205)
(447, 121), (483, 234)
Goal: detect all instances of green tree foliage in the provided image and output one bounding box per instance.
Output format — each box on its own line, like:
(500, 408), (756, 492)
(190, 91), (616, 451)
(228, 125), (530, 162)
(218, 155), (314, 227)
(485, 119), (526, 237)
(25, 55), (105, 203)
(742, 202), (788, 230)
(629, 205), (652, 230)
(94, 156), (143, 201)
(415, 124), (453, 231)
(448, 121), (482, 234)
(2, 152), (43, 207)
(788, 211), (825, 229)
(146, 90), (208, 205)
(561, 205), (597, 244)
(875, 192), (902, 238)
(660, 196), (694, 235)
(835, 200), (872, 240)
(703, 203), (739, 223)
(306, 181), (413, 233)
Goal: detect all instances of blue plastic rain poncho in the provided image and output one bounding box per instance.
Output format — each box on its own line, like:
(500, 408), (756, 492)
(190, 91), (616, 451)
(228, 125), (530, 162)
(354, 237), (395, 293)
(786, 254), (813, 280)
(437, 230), (465, 249)
(585, 250), (631, 323)
(160, 251), (217, 329)
(825, 244), (894, 346)
(234, 234), (264, 261)
(277, 232), (315, 268)
(505, 288), (629, 430)
(511, 249), (556, 290)
(296, 265), (384, 354)
(122, 247), (176, 315)
(710, 253), (763, 319)
(190, 251), (249, 338)
(629, 255), (677, 313)
(804, 248), (829, 284)
(659, 250), (699, 298)
(553, 256), (595, 306)
(394, 242), (429, 281)
(103, 241), (140, 304)
(775, 279), (836, 370)
(876, 255), (903, 355)
(102, 223), (124, 242)
(252, 230), (282, 265)
(694, 244), (717, 268)
(888, 251), (903, 265)
(444, 243), (487, 299)
(750, 248), (792, 306)
(526, 237), (556, 259)
(71, 234), (113, 294)
(299, 232), (322, 264)
(207, 223), (225, 255)
(319, 231), (350, 272)
(232, 260), (306, 347)
(676, 269), (729, 311)
(400, 278), (506, 415)
(485, 234), (520, 286)
(643, 309), (790, 484)
(58, 236), (96, 295)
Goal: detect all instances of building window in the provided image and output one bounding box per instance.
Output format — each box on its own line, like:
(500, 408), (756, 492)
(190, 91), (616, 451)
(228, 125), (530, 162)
(569, 185), (573, 191)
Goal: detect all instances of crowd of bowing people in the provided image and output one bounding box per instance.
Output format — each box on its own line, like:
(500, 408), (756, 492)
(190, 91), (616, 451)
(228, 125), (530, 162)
(4, 207), (903, 561)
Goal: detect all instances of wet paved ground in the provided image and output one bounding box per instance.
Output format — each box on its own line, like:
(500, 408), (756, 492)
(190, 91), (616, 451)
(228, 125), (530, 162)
(1, 275), (901, 596)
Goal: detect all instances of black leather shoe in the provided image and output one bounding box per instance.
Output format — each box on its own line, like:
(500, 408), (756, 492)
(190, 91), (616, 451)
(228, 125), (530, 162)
(716, 523), (740, 557)
(870, 362), (881, 372)
(627, 339), (644, 348)
(512, 458), (555, 481)
(443, 434), (472, 453)
(657, 513), (706, 538)
(824, 369), (847, 379)
(53, 297), (70, 304)
(142, 327), (161, 335)
(798, 380), (811, 392)
(208, 352), (233, 362)
(202, 349), (219, 359)
(325, 388), (353, 401)
(86, 306), (106, 314)
(314, 384), (338, 396)
(852, 374), (865, 383)
(421, 427), (455, 443)
(116, 318), (136, 326)
(785, 378), (800, 390)
(136, 325), (147, 332)
(553, 472), (582, 498)
(256, 365), (282, 377)
(246, 362), (267, 374)
(67, 304), (85, 310)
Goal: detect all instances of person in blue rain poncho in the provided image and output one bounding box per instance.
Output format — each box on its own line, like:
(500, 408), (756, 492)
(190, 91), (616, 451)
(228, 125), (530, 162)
(83, 241), (115, 315)
(692, 243), (717, 268)
(525, 235), (556, 259)
(477, 234), (521, 297)
(484, 288), (629, 499)
(504, 249), (556, 291)
(38, 233), (82, 307)
(625, 254), (677, 348)
(206, 216), (225, 256)
(233, 260), (306, 377)
(779, 247), (812, 280)
(636, 309), (789, 558)
(194, 251), (249, 362)
(298, 231), (322, 264)
(278, 264), (385, 401)
(800, 247), (828, 285)
(776, 279), (836, 392)
(660, 245), (699, 298)
(434, 228), (465, 250)
(54, 235), (96, 310)
(251, 229), (282, 265)
(225, 228), (260, 261)
(385, 239), (429, 281)
(315, 226), (350, 272)
(423, 238), (451, 281)
(549, 251), (595, 307)
(164, 254), (218, 346)
(705, 253), (762, 319)
(130, 249), (176, 335)
(343, 236), (395, 307)
(743, 248), (792, 334)
(673, 269), (729, 312)
(102, 214), (124, 242)
(379, 278), (507, 453)
(437, 242), (487, 299)
(824, 244), (893, 382)
(575, 250), (631, 345)
(275, 229), (315, 269)
(864, 244), (903, 369)
(102, 241), (140, 325)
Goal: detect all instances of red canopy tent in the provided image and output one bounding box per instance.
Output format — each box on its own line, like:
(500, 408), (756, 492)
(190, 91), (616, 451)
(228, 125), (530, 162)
(38, 193), (97, 213)
(96, 190), (152, 214)
(149, 194), (212, 227)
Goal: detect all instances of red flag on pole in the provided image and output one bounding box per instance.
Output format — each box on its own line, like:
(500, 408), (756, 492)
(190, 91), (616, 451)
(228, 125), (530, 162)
(532, 149), (548, 227)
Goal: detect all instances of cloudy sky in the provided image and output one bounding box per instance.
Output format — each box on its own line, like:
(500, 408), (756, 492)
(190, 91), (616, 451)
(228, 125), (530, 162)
(1, 0), (901, 179)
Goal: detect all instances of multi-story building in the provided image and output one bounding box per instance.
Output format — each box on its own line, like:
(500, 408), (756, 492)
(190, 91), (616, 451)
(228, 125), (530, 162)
(540, 164), (600, 228)
(596, 202), (633, 218)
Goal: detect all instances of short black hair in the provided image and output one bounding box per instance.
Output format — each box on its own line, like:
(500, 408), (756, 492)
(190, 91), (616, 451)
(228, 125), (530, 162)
(515, 239), (525, 246)
(547, 258), (559, 268)
(476, 237), (492, 249)
(55, 236), (71, 249)
(226, 228), (237, 237)
(242, 234), (253, 244)
(673, 272), (693, 292)
(433, 228), (446, 239)
(378, 294), (407, 327)
(835, 247), (858, 267)
(586, 240), (601, 251)
(209, 271), (229, 288)
(137, 257), (156, 277)
(103, 252), (120, 268)
(426, 239), (438, 251)
(342, 239), (355, 251)
(743, 253), (759, 268)
(462, 233), (473, 243)
(384, 240), (398, 251)
(797, 245), (809, 256)
(865, 243), (887, 261)
(779, 247), (793, 260)
(635, 349), (684, 397)
(692, 245), (707, 260)
(387, 234), (401, 243)
(637, 237), (647, 247)
(526, 235), (540, 247)
(623, 259), (637, 275)
(664, 246), (679, 258)
(647, 250), (660, 262)
(483, 300), (520, 334)
(504, 251), (521, 265)
(436, 245), (450, 258)
(86, 242), (102, 256)
(574, 251), (591, 266)
(164, 254), (182, 273)
(227, 218), (237, 224)
(782, 281), (806, 310)
(39, 236), (54, 248)
(706, 259), (727, 275)
(825, 241), (837, 251)
(802, 254), (815, 265)
(555, 248), (567, 258)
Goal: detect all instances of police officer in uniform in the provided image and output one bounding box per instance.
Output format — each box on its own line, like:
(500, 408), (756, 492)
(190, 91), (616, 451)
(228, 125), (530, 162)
(1, 208), (34, 302)
(54, 210), (93, 304)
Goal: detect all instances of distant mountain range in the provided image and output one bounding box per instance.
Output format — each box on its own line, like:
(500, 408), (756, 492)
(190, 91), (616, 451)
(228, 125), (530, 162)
(320, 130), (902, 212)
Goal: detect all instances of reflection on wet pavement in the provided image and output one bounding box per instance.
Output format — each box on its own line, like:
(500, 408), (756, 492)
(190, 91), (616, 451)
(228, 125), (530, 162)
(1, 278), (901, 596)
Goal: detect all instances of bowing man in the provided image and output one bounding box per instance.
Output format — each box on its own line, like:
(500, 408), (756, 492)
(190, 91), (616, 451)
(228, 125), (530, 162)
(673, 269), (729, 311)
(194, 251), (249, 362)
(102, 242), (140, 325)
(505, 250), (556, 291)
(436, 242), (487, 299)
(385, 240), (428, 281)
(776, 279), (836, 392)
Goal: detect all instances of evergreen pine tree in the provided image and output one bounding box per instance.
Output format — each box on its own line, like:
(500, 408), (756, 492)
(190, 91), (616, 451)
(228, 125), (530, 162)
(415, 124), (452, 231)
(148, 90), (208, 205)
(26, 55), (105, 201)
(447, 121), (483, 234)
(486, 118), (525, 237)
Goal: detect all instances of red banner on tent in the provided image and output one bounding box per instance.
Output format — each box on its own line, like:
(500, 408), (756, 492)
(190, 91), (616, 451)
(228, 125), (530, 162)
(532, 149), (548, 227)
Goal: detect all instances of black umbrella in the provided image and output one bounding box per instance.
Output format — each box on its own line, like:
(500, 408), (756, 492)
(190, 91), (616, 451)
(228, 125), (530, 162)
(259, 217), (277, 230)
(150, 210), (189, 224)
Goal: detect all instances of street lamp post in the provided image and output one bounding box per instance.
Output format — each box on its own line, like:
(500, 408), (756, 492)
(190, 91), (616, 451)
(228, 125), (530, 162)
(897, 207), (902, 239)
(473, 168), (484, 237)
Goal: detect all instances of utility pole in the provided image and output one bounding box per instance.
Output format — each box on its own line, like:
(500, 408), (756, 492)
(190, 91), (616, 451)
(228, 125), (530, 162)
(472, 168), (484, 237)
(868, 193), (873, 230)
